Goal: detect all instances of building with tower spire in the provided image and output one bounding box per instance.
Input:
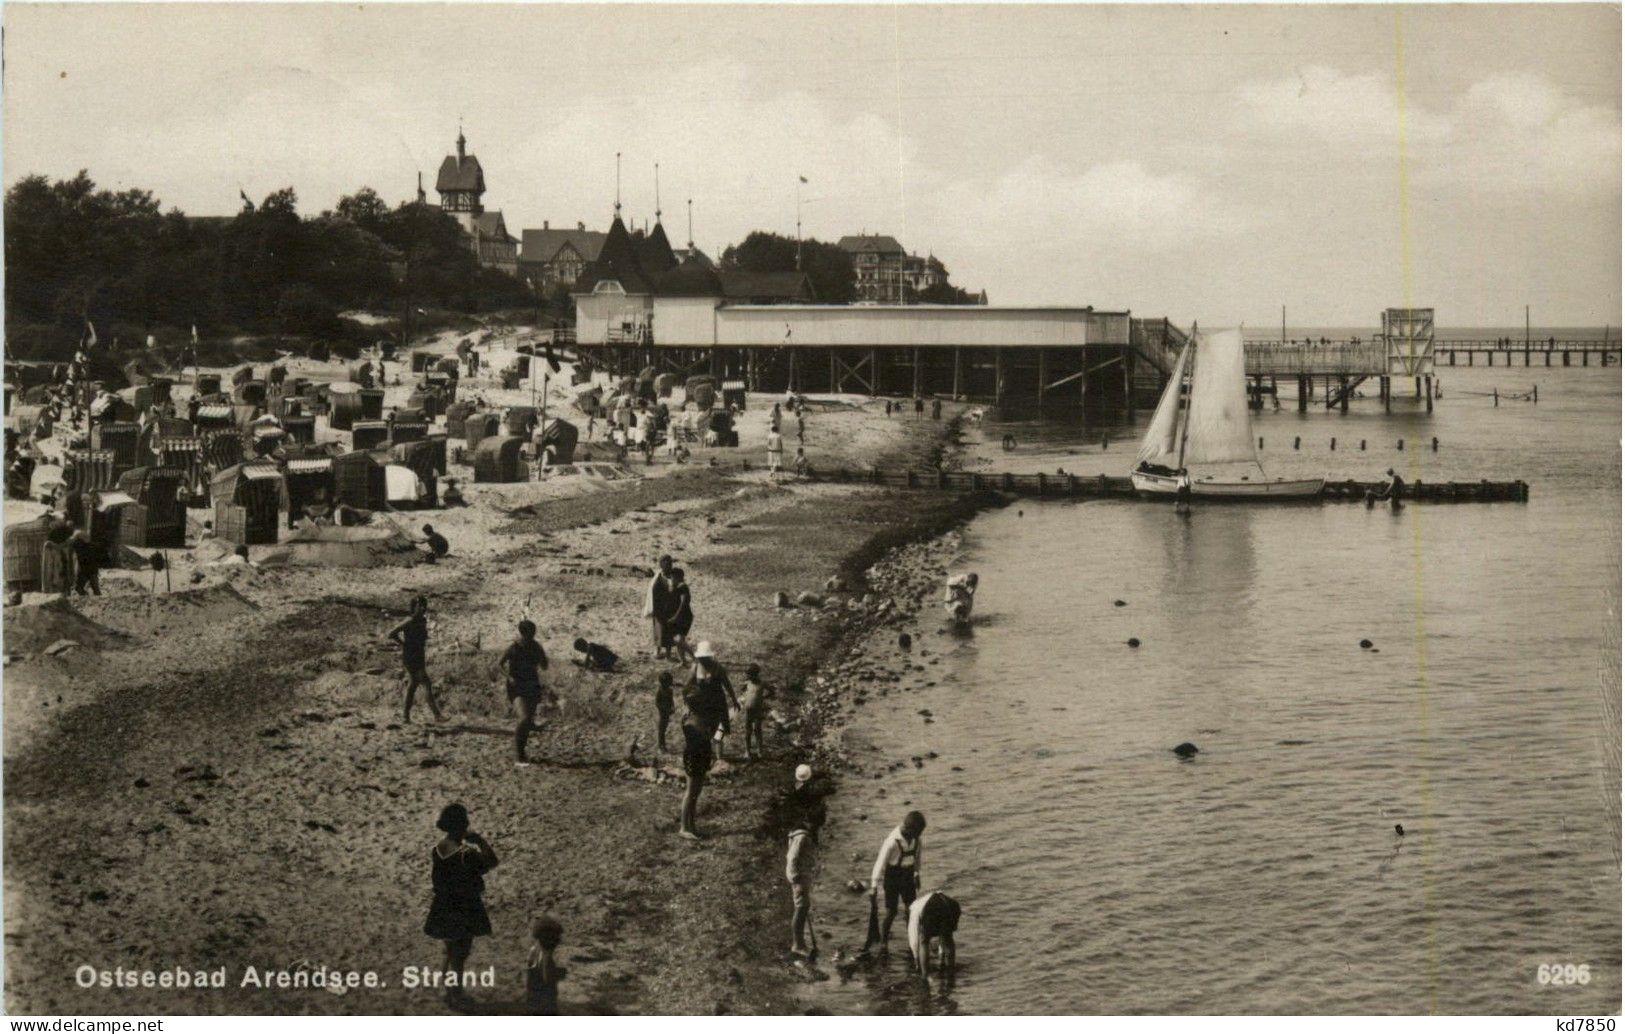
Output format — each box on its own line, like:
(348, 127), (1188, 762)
(434, 126), (518, 275)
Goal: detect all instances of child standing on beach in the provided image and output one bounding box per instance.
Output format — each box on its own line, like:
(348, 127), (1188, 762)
(655, 670), (675, 751)
(524, 915), (566, 1015)
(740, 663), (771, 760)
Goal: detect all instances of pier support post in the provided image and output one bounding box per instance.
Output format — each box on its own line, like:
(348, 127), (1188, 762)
(1524, 349), (1530, 366)
(1468, 351), (1474, 366)
(1425, 375), (1433, 412)
(1079, 346), (1089, 422)
(1583, 350), (1589, 367)
(1298, 375), (1308, 413)
(1414, 377), (1422, 399)
(1339, 375), (1349, 413)
(1563, 351), (1571, 366)
(1381, 375), (1390, 412)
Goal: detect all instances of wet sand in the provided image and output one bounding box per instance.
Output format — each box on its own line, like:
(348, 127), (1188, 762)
(2, 349), (991, 1015)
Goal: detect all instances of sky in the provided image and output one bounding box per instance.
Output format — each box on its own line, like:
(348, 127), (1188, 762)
(3, 3), (1620, 327)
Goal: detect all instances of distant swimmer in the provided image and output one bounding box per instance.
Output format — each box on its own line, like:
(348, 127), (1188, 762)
(907, 891), (961, 976)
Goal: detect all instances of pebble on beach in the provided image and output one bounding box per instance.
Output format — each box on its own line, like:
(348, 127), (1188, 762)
(1126, 637), (1141, 648)
(1113, 599), (1126, 607)
(1360, 639), (1374, 649)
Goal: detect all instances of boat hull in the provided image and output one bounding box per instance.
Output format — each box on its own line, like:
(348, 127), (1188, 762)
(1130, 471), (1325, 501)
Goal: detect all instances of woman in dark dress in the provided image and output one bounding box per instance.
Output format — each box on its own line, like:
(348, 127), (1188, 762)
(664, 567), (695, 664)
(424, 803), (498, 1010)
(645, 555), (675, 659)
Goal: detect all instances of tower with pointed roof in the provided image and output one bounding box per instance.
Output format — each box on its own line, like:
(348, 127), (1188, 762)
(436, 127), (486, 227)
(433, 126), (518, 275)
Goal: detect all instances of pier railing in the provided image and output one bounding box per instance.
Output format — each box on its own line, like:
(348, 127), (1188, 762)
(1244, 343), (1387, 377)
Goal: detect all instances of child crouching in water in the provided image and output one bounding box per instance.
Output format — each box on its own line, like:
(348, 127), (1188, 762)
(526, 915), (565, 1015)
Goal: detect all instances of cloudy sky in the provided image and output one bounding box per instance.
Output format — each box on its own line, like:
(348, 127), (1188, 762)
(4, 3), (1619, 326)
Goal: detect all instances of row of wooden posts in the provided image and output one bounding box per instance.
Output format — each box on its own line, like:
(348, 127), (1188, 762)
(753, 464), (1530, 503)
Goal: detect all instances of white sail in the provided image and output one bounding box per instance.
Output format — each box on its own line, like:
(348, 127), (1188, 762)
(1135, 335), (1192, 465)
(1181, 327), (1258, 466)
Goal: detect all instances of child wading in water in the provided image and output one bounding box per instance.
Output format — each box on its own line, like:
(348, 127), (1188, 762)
(525, 915), (565, 1015)
(655, 670), (675, 751)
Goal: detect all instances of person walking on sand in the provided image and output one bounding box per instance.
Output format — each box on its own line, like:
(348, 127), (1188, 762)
(644, 555), (676, 659)
(786, 821), (817, 957)
(498, 619), (549, 767)
(424, 803), (498, 1012)
(766, 427), (784, 476)
(740, 663), (771, 759)
(665, 567), (696, 663)
(389, 595), (443, 723)
(678, 641), (734, 839)
(866, 810), (926, 953)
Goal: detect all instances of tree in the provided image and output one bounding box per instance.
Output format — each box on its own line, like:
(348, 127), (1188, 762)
(721, 231), (855, 304)
(335, 187), (390, 236)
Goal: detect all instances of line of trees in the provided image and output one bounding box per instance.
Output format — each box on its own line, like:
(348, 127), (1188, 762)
(719, 230), (980, 304)
(4, 172), (535, 361)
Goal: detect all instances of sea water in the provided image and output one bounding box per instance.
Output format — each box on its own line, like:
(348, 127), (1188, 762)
(804, 362), (1620, 1014)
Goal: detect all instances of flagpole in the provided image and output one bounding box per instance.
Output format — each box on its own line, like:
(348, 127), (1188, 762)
(795, 177), (803, 273)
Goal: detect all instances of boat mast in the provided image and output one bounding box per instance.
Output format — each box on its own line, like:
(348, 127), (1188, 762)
(1175, 323), (1197, 472)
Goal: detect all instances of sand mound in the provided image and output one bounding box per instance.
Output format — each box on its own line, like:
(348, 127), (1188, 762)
(281, 522), (420, 567)
(72, 583), (260, 639)
(2, 598), (126, 657)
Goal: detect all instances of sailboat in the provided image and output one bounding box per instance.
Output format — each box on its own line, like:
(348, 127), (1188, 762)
(1131, 326), (1325, 501)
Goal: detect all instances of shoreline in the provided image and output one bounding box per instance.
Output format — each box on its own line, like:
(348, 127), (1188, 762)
(2, 369), (996, 1015)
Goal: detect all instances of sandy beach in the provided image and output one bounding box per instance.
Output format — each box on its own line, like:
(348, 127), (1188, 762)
(2, 344), (993, 1015)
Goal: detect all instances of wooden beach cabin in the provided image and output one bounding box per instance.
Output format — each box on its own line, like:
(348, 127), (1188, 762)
(473, 435), (527, 483)
(445, 401), (477, 439)
(390, 440), (438, 506)
(537, 418), (578, 464)
(194, 372), (222, 395)
(4, 515), (51, 592)
(283, 456), (336, 527)
(327, 382), (365, 430)
(464, 412), (501, 449)
(351, 421), (389, 452)
(333, 450), (387, 511)
(504, 406), (538, 436)
(211, 462), (285, 546)
(91, 421), (141, 473)
(389, 420), (427, 446)
(359, 389), (386, 422)
(115, 466), (185, 547)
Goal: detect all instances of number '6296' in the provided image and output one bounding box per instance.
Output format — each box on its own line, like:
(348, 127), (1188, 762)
(1538, 963), (1592, 986)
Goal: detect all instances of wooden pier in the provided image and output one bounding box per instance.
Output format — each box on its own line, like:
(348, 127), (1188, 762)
(781, 465), (1530, 503)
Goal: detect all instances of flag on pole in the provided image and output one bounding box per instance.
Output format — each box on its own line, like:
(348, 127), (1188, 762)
(240, 188), (253, 210)
(84, 320), (97, 349)
(191, 324), (199, 344)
